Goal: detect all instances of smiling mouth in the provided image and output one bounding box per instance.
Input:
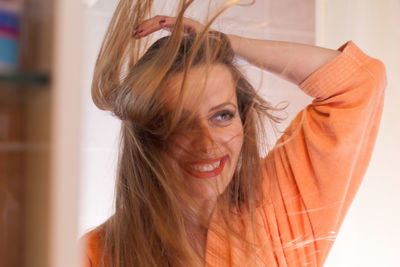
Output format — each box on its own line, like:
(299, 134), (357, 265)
(180, 155), (229, 179)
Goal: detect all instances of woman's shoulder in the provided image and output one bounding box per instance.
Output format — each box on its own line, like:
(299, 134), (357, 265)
(82, 226), (103, 247)
(80, 225), (106, 267)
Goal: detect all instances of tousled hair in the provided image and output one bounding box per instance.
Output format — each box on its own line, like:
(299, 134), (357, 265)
(91, 1), (283, 266)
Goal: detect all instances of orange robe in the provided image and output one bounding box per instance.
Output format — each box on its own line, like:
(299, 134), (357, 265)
(82, 41), (386, 266)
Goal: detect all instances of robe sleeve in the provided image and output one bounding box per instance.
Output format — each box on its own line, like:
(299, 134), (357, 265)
(262, 41), (386, 266)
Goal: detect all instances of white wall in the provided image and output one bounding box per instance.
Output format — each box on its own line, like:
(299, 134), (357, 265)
(316, 1), (400, 266)
(79, 0), (120, 236)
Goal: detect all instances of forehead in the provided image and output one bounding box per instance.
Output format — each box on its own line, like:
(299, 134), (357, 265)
(163, 64), (237, 111)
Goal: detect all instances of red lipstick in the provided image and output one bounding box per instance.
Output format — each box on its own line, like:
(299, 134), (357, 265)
(180, 155), (229, 179)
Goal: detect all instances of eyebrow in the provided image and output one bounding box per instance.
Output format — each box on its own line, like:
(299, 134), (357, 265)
(178, 102), (237, 120)
(209, 102), (237, 112)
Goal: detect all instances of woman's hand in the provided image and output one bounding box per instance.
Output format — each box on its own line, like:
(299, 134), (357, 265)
(133, 15), (204, 39)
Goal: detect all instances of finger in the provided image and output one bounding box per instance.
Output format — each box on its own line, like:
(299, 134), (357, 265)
(134, 16), (167, 38)
(133, 16), (202, 39)
(134, 18), (172, 38)
(159, 16), (176, 30)
(161, 17), (199, 34)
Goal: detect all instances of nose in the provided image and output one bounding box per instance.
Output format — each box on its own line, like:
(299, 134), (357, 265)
(189, 120), (216, 155)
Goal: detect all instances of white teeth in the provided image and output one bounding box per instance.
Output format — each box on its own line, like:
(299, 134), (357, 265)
(189, 160), (221, 172)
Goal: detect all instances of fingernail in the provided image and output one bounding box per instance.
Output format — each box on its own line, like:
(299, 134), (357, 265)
(159, 19), (166, 24)
(134, 29), (143, 36)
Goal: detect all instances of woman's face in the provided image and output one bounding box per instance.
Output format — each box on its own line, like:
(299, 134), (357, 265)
(164, 64), (244, 201)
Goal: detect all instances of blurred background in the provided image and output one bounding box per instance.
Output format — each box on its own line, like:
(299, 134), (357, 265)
(0, 0), (399, 266)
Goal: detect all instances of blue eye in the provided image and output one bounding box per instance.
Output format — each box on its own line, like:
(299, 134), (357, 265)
(211, 110), (235, 125)
(217, 110), (234, 120)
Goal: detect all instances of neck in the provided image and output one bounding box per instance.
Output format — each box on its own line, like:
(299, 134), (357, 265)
(194, 197), (217, 226)
(186, 197), (217, 259)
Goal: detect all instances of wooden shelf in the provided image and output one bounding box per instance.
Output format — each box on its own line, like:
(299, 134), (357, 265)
(0, 72), (50, 87)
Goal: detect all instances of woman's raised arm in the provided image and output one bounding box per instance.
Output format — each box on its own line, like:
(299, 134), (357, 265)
(134, 16), (340, 85)
(227, 35), (340, 85)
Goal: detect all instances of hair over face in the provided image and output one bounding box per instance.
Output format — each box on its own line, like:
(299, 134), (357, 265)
(90, 2), (283, 266)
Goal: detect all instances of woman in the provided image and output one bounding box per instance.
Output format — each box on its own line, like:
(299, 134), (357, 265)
(83, 2), (386, 267)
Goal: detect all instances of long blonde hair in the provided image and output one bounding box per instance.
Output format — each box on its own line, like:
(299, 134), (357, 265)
(91, 0), (283, 266)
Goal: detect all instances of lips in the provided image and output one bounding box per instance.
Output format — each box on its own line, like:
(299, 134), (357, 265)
(180, 155), (229, 179)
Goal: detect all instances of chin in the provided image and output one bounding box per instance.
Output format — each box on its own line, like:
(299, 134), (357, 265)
(191, 183), (220, 200)
(185, 172), (233, 201)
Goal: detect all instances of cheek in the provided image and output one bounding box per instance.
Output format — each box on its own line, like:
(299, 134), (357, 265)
(166, 135), (191, 163)
(223, 121), (244, 154)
